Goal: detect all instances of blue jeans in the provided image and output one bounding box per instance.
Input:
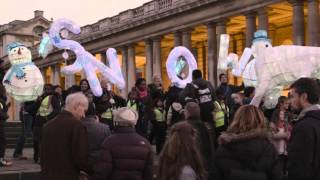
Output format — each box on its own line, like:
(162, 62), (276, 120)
(13, 114), (33, 157)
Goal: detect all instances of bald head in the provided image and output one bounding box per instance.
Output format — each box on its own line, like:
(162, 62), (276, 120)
(65, 93), (89, 120)
(184, 102), (201, 120)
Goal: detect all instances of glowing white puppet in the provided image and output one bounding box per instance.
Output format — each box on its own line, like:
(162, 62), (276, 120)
(166, 46), (198, 88)
(228, 30), (273, 87)
(219, 29), (320, 108)
(39, 18), (125, 97)
(3, 42), (44, 102)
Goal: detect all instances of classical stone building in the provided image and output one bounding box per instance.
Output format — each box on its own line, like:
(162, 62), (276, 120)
(2, 0), (320, 120)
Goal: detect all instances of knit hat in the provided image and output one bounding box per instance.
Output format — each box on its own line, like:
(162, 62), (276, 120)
(113, 107), (139, 126)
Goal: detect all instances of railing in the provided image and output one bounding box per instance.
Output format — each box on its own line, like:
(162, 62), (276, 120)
(158, 0), (173, 10)
(133, 6), (144, 17)
(45, 0), (208, 37)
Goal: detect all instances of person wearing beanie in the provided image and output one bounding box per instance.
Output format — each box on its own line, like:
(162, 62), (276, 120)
(93, 107), (153, 180)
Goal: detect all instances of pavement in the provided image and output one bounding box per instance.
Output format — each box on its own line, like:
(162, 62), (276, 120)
(0, 148), (40, 174)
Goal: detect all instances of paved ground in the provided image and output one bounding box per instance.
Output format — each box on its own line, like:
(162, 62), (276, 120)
(0, 148), (40, 174)
(0, 147), (159, 174)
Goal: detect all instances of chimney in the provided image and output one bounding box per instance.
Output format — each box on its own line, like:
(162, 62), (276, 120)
(34, 10), (44, 18)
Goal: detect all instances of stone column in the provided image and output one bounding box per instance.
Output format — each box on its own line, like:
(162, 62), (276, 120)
(174, 31), (182, 47)
(145, 39), (153, 84)
(207, 22), (217, 86)
(41, 67), (47, 83)
(49, 66), (55, 84)
(127, 44), (136, 93)
(121, 46), (128, 97)
(152, 37), (162, 79)
(307, 0), (320, 46)
(292, 0), (305, 45)
(101, 52), (107, 65)
(245, 12), (257, 47)
(53, 65), (60, 85)
(216, 21), (227, 86)
(258, 8), (268, 32)
(182, 28), (193, 51)
(64, 60), (75, 89)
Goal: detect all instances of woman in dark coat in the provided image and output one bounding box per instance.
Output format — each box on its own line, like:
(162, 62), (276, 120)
(93, 107), (153, 180)
(214, 105), (282, 180)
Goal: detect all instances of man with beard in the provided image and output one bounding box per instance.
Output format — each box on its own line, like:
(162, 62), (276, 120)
(287, 78), (320, 180)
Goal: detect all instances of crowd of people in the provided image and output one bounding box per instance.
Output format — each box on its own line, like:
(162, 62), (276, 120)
(0, 68), (320, 180)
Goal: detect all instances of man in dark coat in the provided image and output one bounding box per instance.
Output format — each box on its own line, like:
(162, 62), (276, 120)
(41, 93), (89, 180)
(287, 78), (320, 180)
(216, 73), (244, 109)
(179, 69), (216, 122)
(93, 107), (153, 180)
(184, 102), (215, 180)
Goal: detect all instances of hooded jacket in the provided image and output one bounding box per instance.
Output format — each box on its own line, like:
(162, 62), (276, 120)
(214, 129), (282, 180)
(287, 105), (320, 180)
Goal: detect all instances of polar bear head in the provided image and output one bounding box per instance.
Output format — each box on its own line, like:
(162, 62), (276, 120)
(251, 30), (272, 58)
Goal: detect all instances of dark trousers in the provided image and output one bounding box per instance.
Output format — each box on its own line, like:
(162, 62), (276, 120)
(152, 121), (167, 154)
(0, 121), (5, 158)
(13, 114), (33, 157)
(136, 118), (148, 139)
(33, 117), (47, 162)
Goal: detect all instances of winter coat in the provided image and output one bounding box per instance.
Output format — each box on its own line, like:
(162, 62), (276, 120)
(40, 110), (89, 180)
(93, 126), (153, 180)
(81, 116), (111, 173)
(214, 129), (282, 180)
(287, 105), (320, 180)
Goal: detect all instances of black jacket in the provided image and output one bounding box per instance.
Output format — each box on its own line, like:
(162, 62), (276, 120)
(0, 98), (8, 121)
(82, 116), (111, 174)
(214, 129), (282, 180)
(287, 109), (320, 180)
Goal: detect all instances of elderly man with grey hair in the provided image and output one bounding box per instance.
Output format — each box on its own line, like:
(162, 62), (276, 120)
(41, 93), (89, 180)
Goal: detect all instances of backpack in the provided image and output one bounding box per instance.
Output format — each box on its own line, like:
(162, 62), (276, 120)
(191, 83), (215, 121)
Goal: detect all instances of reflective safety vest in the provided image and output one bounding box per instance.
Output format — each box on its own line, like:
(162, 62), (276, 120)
(127, 101), (137, 112)
(213, 101), (228, 128)
(101, 108), (113, 120)
(37, 96), (53, 117)
(154, 108), (165, 122)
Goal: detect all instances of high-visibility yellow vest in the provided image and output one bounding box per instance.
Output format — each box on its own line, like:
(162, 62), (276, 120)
(213, 101), (228, 128)
(37, 96), (53, 117)
(101, 108), (113, 119)
(154, 108), (165, 122)
(127, 101), (137, 112)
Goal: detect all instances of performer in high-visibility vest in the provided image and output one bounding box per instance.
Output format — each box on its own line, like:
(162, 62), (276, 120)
(33, 84), (61, 163)
(94, 78), (126, 130)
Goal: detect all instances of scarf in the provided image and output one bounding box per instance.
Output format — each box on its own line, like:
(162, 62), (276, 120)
(5, 61), (33, 81)
(297, 104), (320, 120)
(137, 89), (148, 99)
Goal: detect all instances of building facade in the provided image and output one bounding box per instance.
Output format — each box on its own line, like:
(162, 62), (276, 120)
(2, 0), (320, 120)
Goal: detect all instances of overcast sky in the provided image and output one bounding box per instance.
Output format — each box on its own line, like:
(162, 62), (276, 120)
(0, 0), (150, 26)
